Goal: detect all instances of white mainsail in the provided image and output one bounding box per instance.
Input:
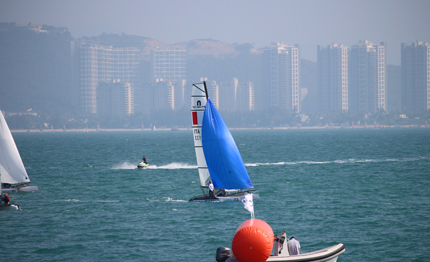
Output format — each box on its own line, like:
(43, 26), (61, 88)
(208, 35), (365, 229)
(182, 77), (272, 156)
(191, 82), (210, 187)
(0, 111), (31, 184)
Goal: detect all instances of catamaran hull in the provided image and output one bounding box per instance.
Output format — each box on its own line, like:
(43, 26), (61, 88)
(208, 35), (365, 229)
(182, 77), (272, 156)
(223, 243), (345, 262)
(18, 185), (39, 192)
(2, 185), (38, 193)
(190, 193), (260, 202)
(1, 188), (18, 193)
(0, 204), (20, 211)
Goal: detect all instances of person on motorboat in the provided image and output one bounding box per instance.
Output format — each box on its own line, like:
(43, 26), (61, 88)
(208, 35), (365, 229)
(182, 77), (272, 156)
(1, 193), (10, 205)
(208, 180), (215, 198)
(142, 156), (148, 164)
(288, 236), (301, 255)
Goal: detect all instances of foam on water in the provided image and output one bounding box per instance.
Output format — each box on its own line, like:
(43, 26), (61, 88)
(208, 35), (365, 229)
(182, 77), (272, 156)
(111, 162), (196, 170)
(245, 157), (425, 167)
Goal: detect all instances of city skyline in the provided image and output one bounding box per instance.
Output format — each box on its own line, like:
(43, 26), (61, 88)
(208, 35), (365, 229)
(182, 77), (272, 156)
(1, 22), (429, 130)
(1, 0), (429, 65)
(72, 36), (396, 116)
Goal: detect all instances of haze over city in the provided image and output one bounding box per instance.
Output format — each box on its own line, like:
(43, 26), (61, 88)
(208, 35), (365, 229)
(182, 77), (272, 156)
(1, 0), (429, 65)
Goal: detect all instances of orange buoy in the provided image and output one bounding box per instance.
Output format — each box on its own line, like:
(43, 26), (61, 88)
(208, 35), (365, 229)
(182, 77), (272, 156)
(231, 219), (274, 262)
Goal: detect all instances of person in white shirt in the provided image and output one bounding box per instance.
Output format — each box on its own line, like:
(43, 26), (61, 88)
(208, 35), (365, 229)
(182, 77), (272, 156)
(288, 236), (301, 255)
(208, 180), (215, 198)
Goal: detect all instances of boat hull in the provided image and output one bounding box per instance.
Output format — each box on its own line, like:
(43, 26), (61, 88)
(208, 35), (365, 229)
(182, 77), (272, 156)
(224, 243), (345, 262)
(1, 184), (38, 193)
(1, 188), (18, 193)
(0, 203), (20, 211)
(266, 243), (345, 262)
(18, 185), (39, 192)
(190, 192), (260, 202)
(137, 164), (149, 169)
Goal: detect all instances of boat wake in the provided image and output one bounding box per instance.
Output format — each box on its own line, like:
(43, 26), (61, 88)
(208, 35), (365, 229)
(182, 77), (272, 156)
(245, 157), (427, 167)
(111, 162), (197, 170)
(147, 162), (197, 170)
(147, 197), (187, 202)
(111, 162), (137, 170)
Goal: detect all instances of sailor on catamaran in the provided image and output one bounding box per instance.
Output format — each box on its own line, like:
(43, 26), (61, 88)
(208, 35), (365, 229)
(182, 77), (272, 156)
(208, 180), (215, 198)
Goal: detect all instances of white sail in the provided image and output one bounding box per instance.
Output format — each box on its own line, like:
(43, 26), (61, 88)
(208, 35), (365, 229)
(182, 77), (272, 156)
(191, 82), (210, 187)
(0, 111), (30, 184)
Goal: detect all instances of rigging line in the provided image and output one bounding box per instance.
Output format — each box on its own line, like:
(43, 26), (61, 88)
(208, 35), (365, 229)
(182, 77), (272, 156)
(192, 84), (205, 94)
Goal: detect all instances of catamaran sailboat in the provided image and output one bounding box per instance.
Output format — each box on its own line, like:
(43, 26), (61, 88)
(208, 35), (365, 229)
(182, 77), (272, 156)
(189, 81), (259, 202)
(0, 111), (38, 193)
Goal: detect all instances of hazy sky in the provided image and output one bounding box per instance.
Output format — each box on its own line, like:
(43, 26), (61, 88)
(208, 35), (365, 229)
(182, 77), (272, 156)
(1, 0), (429, 65)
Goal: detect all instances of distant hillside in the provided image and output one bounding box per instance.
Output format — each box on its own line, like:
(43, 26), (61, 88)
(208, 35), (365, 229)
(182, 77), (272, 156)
(0, 23), (74, 114)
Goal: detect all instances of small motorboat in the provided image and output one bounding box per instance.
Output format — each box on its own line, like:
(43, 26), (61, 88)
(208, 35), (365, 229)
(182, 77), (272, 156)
(215, 219), (345, 262)
(137, 161), (149, 169)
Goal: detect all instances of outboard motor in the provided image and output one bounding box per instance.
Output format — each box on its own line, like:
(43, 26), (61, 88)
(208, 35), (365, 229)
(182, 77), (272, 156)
(274, 231), (289, 256)
(215, 247), (232, 262)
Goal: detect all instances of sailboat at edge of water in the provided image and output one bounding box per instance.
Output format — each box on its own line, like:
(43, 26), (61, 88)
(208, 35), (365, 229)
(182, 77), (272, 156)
(189, 81), (259, 202)
(0, 110), (38, 194)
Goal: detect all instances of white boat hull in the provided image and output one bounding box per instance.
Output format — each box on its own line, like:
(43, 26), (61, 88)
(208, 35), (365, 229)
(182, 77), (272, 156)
(1, 188), (18, 193)
(190, 192), (259, 202)
(225, 243), (345, 262)
(2, 184), (38, 193)
(18, 185), (39, 192)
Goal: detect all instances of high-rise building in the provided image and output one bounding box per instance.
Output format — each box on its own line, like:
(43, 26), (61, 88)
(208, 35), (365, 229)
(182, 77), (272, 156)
(140, 80), (175, 113)
(72, 40), (140, 114)
(261, 42), (300, 113)
(150, 47), (187, 111)
(207, 80), (220, 109)
(348, 40), (386, 113)
(216, 78), (254, 112)
(237, 81), (255, 112)
(218, 78), (239, 113)
(150, 47), (187, 82)
(97, 80), (133, 116)
(401, 41), (430, 112)
(317, 44), (348, 112)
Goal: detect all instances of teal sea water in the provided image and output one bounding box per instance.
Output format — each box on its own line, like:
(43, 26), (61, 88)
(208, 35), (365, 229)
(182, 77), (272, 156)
(1, 128), (430, 261)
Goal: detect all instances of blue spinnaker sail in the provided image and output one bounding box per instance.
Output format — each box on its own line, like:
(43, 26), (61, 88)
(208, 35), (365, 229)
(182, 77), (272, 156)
(202, 99), (253, 190)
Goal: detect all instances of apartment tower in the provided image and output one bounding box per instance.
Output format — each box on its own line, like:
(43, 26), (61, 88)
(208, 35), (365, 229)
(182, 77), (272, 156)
(348, 40), (386, 113)
(72, 40), (140, 114)
(261, 42), (300, 113)
(317, 44), (348, 112)
(401, 41), (430, 112)
(150, 47), (187, 110)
